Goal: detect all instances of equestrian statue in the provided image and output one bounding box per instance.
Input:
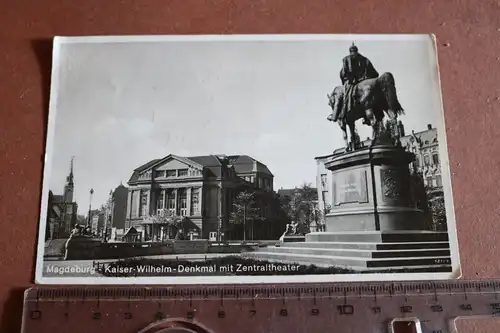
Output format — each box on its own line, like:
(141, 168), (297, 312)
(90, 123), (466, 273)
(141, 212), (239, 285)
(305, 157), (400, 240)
(327, 43), (404, 151)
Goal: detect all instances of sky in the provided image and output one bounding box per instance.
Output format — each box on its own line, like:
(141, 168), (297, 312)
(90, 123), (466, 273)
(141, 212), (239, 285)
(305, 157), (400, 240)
(46, 35), (444, 214)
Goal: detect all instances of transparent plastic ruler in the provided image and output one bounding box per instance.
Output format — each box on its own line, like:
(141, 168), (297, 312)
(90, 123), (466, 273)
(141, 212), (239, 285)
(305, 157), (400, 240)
(21, 280), (500, 333)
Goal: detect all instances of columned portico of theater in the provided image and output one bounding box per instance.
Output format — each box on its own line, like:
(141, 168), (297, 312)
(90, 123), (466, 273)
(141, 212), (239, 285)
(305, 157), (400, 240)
(151, 182), (203, 238)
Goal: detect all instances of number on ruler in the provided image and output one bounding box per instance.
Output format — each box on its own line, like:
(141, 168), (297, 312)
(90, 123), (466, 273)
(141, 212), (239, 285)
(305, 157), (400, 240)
(400, 306), (412, 313)
(218, 310), (226, 318)
(431, 305), (443, 312)
(460, 304), (473, 311)
(124, 312), (132, 319)
(491, 303), (500, 310)
(187, 311), (195, 319)
(337, 305), (354, 315)
(155, 312), (165, 320)
(30, 310), (42, 320)
(311, 308), (320, 316)
(92, 312), (101, 320)
(372, 306), (381, 314)
(249, 309), (256, 317)
(280, 309), (288, 317)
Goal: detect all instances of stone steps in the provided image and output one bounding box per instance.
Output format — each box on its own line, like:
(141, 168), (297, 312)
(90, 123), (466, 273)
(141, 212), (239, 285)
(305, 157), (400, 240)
(281, 241), (450, 251)
(242, 251), (452, 269)
(306, 231), (449, 243)
(243, 231), (453, 272)
(257, 245), (450, 258)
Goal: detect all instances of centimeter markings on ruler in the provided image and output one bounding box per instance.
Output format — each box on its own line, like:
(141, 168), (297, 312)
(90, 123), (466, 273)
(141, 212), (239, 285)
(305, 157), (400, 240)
(26, 280), (500, 301)
(22, 280), (500, 333)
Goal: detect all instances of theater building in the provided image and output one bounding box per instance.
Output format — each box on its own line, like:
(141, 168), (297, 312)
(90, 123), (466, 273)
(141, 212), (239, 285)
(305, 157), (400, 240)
(125, 154), (275, 241)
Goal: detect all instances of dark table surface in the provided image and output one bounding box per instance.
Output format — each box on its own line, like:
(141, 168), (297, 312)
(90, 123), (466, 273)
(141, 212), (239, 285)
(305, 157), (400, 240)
(1, 1), (499, 332)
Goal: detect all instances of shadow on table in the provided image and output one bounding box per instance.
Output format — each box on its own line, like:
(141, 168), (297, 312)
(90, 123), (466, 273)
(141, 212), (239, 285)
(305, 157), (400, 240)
(1, 288), (26, 333)
(31, 38), (53, 143)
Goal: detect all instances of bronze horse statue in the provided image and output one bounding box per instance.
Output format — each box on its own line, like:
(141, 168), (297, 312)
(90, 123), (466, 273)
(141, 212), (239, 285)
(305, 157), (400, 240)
(327, 72), (404, 151)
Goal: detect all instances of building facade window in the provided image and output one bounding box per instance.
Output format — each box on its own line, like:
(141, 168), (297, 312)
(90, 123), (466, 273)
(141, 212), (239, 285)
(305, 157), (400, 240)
(320, 174), (327, 189)
(166, 170), (176, 178)
(424, 155), (430, 166)
(180, 190), (187, 216)
(156, 190), (164, 212)
(139, 191), (148, 217)
(191, 188), (200, 215)
(415, 156), (420, 168)
(426, 177), (433, 187)
(155, 170), (165, 178)
(436, 175), (442, 187)
(432, 153), (440, 165)
(178, 169), (188, 177)
(167, 191), (176, 213)
(139, 171), (151, 180)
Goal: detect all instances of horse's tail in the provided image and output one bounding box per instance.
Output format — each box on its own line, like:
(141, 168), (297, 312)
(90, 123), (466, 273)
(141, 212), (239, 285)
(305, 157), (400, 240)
(379, 72), (404, 116)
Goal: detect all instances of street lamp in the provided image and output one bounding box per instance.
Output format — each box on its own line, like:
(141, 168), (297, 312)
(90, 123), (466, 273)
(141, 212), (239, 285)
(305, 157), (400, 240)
(87, 188), (94, 227)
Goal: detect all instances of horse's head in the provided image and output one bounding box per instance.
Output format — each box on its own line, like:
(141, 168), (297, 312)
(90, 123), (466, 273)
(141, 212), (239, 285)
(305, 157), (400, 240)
(326, 86), (344, 122)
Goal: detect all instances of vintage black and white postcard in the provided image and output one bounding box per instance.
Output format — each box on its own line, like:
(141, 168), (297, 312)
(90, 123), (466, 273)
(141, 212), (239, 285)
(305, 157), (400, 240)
(36, 34), (460, 284)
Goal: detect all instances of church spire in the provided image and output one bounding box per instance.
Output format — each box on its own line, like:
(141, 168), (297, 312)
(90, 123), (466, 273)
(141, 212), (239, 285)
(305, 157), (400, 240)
(66, 156), (74, 185)
(63, 156), (75, 203)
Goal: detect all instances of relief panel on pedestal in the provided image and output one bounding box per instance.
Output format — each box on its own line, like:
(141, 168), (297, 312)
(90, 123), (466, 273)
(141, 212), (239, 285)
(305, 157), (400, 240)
(380, 168), (412, 205)
(332, 169), (369, 206)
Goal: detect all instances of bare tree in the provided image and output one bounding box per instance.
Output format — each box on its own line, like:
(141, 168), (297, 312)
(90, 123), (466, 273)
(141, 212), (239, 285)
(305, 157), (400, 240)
(229, 191), (261, 241)
(150, 209), (184, 240)
(280, 183), (318, 233)
(298, 182), (318, 230)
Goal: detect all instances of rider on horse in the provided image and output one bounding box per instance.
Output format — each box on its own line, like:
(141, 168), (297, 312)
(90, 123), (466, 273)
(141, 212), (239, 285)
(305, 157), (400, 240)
(334, 43), (380, 124)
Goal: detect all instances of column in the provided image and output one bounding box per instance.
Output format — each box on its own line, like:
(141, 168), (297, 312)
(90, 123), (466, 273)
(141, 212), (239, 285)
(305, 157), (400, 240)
(199, 186), (204, 237)
(164, 188), (170, 209)
(186, 187), (192, 216)
(130, 190), (135, 219)
(174, 189), (178, 215)
(126, 190), (132, 222)
(146, 190), (151, 216)
(199, 186), (203, 216)
(135, 190), (141, 218)
(162, 189), (166, 212)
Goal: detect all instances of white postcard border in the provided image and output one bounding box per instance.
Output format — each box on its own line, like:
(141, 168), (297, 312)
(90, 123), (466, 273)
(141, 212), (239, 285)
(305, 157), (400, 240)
(35, 34), (461, 285)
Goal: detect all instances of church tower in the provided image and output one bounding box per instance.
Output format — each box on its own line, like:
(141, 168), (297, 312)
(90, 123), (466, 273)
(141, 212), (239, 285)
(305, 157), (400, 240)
(63, 156), (75, 203)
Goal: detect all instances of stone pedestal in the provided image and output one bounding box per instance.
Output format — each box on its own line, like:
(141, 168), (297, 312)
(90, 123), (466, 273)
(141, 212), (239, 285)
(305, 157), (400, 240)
(242, 144), (452, 273)
(64, 236), (102, 260)
(325, 145), (423, 231)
